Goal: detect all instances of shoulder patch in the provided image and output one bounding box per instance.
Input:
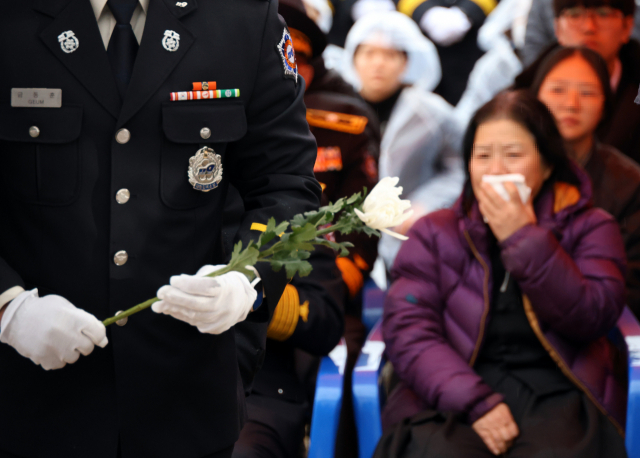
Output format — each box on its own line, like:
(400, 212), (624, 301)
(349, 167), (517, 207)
(277, 27), (298, 83)
(306, 109), (369, 135)
(314, 147), (343, 173)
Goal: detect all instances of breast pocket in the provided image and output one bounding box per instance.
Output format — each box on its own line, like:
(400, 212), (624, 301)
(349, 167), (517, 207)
(0, 105), (83, 206)
(161, 101), (247, 210)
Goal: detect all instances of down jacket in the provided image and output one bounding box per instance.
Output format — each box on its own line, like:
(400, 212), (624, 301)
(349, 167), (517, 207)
(382, 165), (628, 434)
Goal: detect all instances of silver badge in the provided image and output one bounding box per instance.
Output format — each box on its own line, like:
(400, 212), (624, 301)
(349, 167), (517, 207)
(176, 2), (188, 6)
(162, 30), (180, 52)
(58, 31), (79, 54)
(188, 147), (223, 192)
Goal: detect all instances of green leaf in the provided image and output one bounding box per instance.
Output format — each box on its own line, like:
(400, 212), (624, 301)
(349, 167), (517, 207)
(362, 226), (381, 237)
(291, 223), (317, 243)
(346, 192), (362, 205)
(285, 259), (312, 278)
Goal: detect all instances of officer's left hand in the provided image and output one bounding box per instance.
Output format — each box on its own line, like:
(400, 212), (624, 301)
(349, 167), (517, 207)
(153, 265), (257, 334)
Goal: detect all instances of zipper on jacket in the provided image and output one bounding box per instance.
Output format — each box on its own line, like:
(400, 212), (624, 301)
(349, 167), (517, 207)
(463, 231), (490, 367)
(521, 296), (625, 437)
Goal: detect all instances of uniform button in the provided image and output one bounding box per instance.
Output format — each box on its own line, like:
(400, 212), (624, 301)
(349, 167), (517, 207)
(200, 127), (211, 139)
(115, 189), (131, 204)
(115, 128), (131, 144)
(29, 126), (40, 138)
(114, 250), (129, 266)
(115, 311), (128, 327)
(277, 389), (284, 395)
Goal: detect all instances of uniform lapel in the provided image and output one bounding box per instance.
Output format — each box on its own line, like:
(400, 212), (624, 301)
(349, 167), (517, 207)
(37, 0), (122, 119)
(117, 0), (196, 127)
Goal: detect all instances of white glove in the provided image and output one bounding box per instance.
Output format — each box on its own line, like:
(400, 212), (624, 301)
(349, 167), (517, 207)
(0, 289), (108, 371)
(153, 265), (258, 335)
(352, 0), (396, 21)
(420, 6), (472, 47)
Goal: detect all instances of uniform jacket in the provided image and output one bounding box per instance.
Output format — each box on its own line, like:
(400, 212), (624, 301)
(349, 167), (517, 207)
(585, 143), (640, 318)
(0, 1), (320, 457)
(253, 248), (345, 404)
(382, 164), (628, 434)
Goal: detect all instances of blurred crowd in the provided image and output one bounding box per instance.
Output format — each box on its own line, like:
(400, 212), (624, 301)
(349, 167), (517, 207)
(234, 0), (640, 457)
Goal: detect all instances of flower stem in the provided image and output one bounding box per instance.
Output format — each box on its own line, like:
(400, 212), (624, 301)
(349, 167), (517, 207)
(102, 267), (232, 327)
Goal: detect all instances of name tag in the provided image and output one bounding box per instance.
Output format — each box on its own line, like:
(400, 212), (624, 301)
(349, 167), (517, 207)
(11, 88), (62, 108)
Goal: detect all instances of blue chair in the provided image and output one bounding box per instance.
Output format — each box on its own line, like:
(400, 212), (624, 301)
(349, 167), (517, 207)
(617, 307), (640, 458)
(308, 338), (347, 458)
(352, 284), (640, 458)
(362, 278), (386, 333)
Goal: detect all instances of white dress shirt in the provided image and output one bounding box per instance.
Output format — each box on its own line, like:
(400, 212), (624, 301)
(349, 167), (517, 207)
(0, 0), (150, 309)
(90, 0), (149, 49)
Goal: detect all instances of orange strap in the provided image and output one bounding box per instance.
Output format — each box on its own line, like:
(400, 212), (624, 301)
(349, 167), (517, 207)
(336, 257), (364, 299)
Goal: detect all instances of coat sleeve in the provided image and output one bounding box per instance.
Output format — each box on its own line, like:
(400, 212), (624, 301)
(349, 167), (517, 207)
(0, 260), (25, 307)
(500, 210), (627, 343)
(383, 216), (503, 423)
(226, 1), (322, 314)
(267, 247), (346, 356)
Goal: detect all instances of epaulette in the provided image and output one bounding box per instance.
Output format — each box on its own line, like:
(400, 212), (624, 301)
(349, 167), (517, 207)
(306, 109), (369, 135)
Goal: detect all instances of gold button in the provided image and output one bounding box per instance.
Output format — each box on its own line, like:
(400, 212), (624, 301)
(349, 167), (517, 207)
(115, 128), (131, 144)
(200, 127), (211, 140)
(29, 126), (40, 138)
(114, 250), (129, 266)
(115, 189), (131, 204)
(115, 311), (128, 327)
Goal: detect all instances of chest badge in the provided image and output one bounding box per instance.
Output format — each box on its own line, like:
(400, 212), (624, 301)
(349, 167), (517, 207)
(162, 30), (180, 52)
(188, 147), (223, 192)
(277, 28), (298, 83)
(58, 31), (79, 54)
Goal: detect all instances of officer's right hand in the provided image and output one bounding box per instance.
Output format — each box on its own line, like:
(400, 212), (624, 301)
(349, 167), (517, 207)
(0, 289), (108, 370)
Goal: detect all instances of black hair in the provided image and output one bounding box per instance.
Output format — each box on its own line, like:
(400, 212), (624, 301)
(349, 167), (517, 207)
(461, 90), (580, 211)
(553, 0), (635, 17)
(531, 46), (613, 126)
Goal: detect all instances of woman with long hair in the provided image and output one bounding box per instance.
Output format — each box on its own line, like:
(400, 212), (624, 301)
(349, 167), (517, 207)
(378, 90), (627, 457)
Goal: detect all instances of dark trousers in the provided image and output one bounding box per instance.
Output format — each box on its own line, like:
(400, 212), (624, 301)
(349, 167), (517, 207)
(377, 374), (627, 458)
(233, 394), (306, 458)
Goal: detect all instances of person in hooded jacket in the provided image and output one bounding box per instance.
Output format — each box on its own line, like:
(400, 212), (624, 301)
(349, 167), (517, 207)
(378, 90), (627, 457)
(341, 11), (465, 271)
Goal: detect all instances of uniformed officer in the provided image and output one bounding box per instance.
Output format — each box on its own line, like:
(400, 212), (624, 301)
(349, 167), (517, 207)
(230, 2), (379, 457)
(0, 1), (320, 457)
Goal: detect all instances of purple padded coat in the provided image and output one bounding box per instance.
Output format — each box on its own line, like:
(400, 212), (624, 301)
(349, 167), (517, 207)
(382, 166), (628, 435)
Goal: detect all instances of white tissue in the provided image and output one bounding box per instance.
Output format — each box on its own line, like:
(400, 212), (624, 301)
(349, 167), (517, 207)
(482, 174), (531, 204)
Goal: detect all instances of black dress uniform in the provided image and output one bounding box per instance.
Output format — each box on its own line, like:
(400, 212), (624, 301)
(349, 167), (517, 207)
(0, 1), (320, 457)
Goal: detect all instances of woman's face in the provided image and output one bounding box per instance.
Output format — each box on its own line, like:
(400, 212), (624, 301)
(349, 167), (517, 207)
(470, 119), (553, 200)
(537, 55), (605, 144)
(353, 43), (407, 103)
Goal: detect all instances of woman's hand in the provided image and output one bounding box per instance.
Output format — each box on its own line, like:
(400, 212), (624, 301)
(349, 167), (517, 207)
(472, 403), (519, 455)
(477, 181), (537, 242)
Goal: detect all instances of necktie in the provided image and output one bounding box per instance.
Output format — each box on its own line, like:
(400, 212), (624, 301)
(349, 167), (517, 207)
(106, 0), (139, 97)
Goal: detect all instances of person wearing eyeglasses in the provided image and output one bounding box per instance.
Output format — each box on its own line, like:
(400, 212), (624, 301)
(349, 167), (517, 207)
(517, 0), (640, 165)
